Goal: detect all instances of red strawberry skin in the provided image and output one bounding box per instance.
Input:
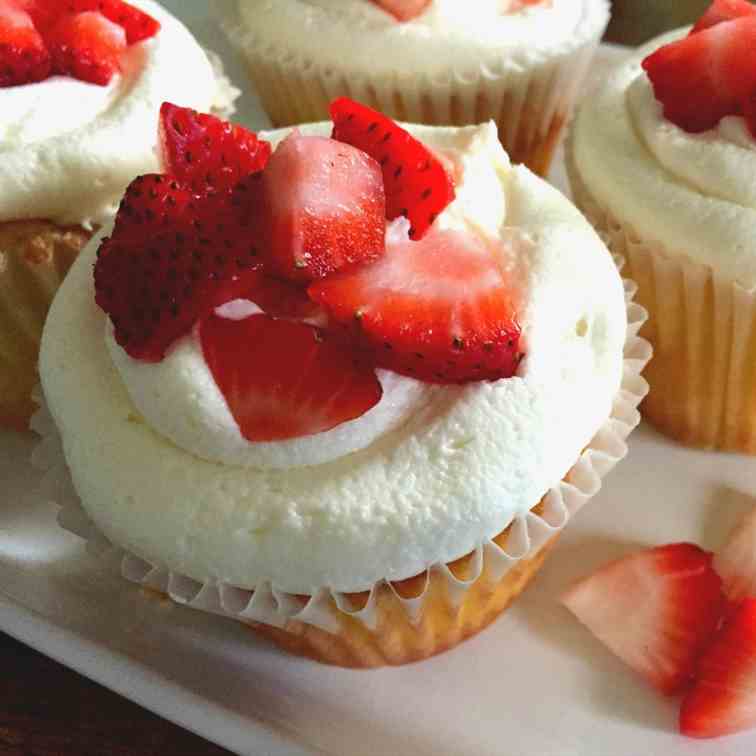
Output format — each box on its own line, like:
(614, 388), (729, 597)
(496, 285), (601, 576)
(642, 16), (756, 134)
(680, 598), (756, 738)
(159, 102), (272, 195)
(562, 543), (725, 696)
(692, 0), (756, 33)
(199, 313), (382, 442)
(309, 222), (522, 384)
(368, 0), (430, 21)
(57, 0), (160, 43)
(0, 3), (50, 87)
(330, 97), (455, 240)
(250, 133), (386, 284)
(47, 10), (126, 85)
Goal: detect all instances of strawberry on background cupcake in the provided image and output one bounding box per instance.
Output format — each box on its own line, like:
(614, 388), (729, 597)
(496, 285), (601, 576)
(568, 0), (756, 452)
(0, 0), (238, 432)
(231, 0), (609, 178)
(35, 97), (650, 667)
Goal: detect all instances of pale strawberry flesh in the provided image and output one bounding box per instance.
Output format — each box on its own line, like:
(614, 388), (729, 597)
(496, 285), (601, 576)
(713, 506), (756, 603)
(330, 97), (455, 240)
(680, 598), (756, 738)
(250, 133), (386, 284)
(0, 3), (50, 86)
(199, 313), (382, 442)
(159, 102), (272, 195)
(692, 0), (756, 33)
(309, 221), (521, 384)
(562, 543), (725, 695)
(368, 0), (431, 21)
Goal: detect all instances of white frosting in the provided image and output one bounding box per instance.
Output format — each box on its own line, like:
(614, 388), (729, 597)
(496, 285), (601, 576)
(572, 28), (756, 289)
(40, 122), (627, 594)
(236, 0), (609, 79)
(0, 0), (224, 227)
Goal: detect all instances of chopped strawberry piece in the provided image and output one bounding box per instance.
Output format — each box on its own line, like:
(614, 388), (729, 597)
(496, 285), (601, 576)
(47, 10), (126, 86)
(309, 220), (522, 383)
(368, 0), (430, 21)
(680, 598), (756, 738)
(159, 103), (272, 195)
(9, 0), (58, 34)
(199, 313), (382, 442)
(330, 97), (455, 240)
(94, 174), (266, 361)
(691, 0), (756, 33)
(562, 543), (725, 696)
(0, 3), (50, 87)
(239, 271), (322, 319)
(642, 16), (756, 134)
(713, 506), (756, 603)
(247, 133), (386, 284)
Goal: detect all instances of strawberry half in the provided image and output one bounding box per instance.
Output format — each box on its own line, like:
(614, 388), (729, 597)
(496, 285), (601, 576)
(199, 313), (382, 442)
(309, 220), (522, 384)
(159, 103), (272, 195)
(330, 97), (455, 240)
(562, 543), (725, 696)
(247, 132), (386, 284)
(713, 506), (756, 603)
(0, 2), (50, 86)
(680, 598), (756, 738)
(51, 0), (160, 43)
(95, 174), (265, 362)
(691, 0), (756, 33)
(642, 16), (756, 133)
(47, 10), (126, 86)
(368, 0), (431, 21)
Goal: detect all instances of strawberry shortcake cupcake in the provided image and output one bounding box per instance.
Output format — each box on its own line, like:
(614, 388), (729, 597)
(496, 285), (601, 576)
(0, 0), (237, 430)
(568, 0), (756, 451)
(37, 100), (649, 667)
(233, 0), (609, 177)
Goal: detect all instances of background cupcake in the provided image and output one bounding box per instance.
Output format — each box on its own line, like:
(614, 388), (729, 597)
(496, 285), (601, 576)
(0, 0), (237, 431)
(568, 0), (756, 451)
(232, 0), (609, 177)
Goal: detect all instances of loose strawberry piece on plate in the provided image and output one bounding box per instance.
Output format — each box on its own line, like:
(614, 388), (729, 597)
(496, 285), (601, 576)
(691, 0), (756, 33)
(562, 543), (725, 695)
(680, 598), (756, 738)
(95, 175), (265, 362)
(642, 17), (756, 133)
(0, 3), (50, 87)
(309, 220), (522, 383)
(713, 506), (756, 603)
(249, 133), (386, 284)
(159, 103), (272, 195)
(330, 97), (455, 240)
(368, 0), (431, 21)
(199, 313), (382, 442)
(47, 10), (126, 85)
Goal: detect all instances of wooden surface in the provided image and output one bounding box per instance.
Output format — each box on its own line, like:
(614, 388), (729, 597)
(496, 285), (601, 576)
(0, 632), (231, 756)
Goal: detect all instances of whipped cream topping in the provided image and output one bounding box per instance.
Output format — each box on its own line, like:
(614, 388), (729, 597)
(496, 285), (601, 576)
(572, 28), (756, 289)
(40, 122), (627, 594)
(236, 0), (609, 79)
(0, 0), (224, 227)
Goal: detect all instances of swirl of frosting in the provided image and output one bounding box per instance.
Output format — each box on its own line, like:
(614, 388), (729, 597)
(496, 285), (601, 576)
(0, 0), (224, 227)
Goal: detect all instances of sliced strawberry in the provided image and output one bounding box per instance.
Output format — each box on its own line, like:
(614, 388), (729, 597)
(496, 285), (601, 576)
(368, 0), (430, 21)
(330, 97), (455, 240)
(680, 598), (756, 738)
(241, 272), (321, 319)
(713, 506), (756, 603)
(642, 17), (756, 133)
(159, 103), (272, 195)
(247, 132), (386, 284)
(199, 313), (382, 442)
(56, 0), (159, 43)
(691, 0), (756, 33)
(0, 2), (50, 87)
(562, 543), (725, 696)
(47, 10), (126, 85)
(309, 220), (522, 383)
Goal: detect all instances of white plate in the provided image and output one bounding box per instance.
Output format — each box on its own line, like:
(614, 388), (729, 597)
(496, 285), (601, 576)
(3, 6), (756, 755)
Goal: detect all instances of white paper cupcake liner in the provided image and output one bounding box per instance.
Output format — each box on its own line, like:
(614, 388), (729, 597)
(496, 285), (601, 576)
(566, 138), (756, 452)
(30, 280), (650, 638)
(229, 3), (608, 176)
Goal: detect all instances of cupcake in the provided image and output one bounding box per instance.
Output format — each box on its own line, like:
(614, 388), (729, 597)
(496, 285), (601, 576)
(0, 0), (238, 431)
(232, 0), (609, 177)
(568, 0), (756, 451)
(36, 100), (649, 667)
